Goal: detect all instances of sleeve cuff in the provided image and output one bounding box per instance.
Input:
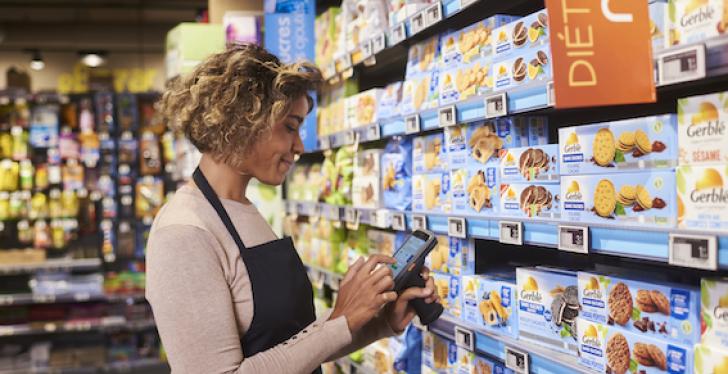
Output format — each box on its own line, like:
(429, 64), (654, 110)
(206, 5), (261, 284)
(321, 315), (353, 348)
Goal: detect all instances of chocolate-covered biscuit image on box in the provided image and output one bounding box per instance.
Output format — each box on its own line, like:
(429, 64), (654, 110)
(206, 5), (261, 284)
(500, 144), (559, 183)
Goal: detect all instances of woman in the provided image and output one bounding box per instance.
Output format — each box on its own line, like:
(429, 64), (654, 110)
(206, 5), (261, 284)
(147, 43), (439, 373)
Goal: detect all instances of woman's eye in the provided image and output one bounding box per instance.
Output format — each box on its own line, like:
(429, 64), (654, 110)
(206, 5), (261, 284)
(285, 125), (296, 133)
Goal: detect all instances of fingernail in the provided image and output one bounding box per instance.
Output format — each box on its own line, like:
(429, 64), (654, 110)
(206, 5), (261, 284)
(423, 288), (433, 296)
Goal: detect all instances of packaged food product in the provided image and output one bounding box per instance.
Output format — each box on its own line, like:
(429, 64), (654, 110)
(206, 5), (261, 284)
(381, 136), (413, 211)
(701, 278), (728, 349)
(578, 271), (700, 346)
(649, 0), (668, 52)
(450, 165), (499, 216)
(432, 272), (462, 318)
(559, 115), (678, 175)
(352, 149), (383, 208)
(526, 116), (549, 145)
(694, 343), (728, 374)
(425, 235), (450, 273)
(577, 318), (694, 374)
(346, 89), (383, 128)
(401, 71), (440, 115)
(422, 331), (457, 373)
(499, 183), (561, 219)
(677, 91), (728, 166)
(668, 0), (727, 47)
(406, 35), (440, 77)
(315, 7), (341, 68)
(440, 15), (519, 67)
(676, 165), (728, 232)
(492, 9), (549, 58)
(500, 144), (559, 183)
(413, 132), (448, 174)
(413, 172), (451, 213)
(516, 267), (580, 355)
(492, 45), (552, 92)
(561, 171), (677, 228)
(447, 237), (475, 276)
(377, 81), (404, 120)
(446, 119), (529, 169)
(439, 57), (493, 106)
(462, 274), (519, 339)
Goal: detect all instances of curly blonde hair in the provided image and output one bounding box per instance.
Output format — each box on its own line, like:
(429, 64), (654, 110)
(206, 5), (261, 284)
(158, 43), (322, 167)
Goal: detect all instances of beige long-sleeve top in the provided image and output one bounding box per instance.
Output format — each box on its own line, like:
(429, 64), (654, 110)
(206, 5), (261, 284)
(145, 184), (394, 374)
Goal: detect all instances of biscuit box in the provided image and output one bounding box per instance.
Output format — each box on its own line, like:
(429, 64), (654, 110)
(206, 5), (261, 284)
(353, 149), (383, 209)
(413, 173), (452, 213)
(440, 15), (518, 67)
(701, 278), (728, 349)
(676, 165), (728, 232)
(362, 338), (400, 374)
(401, 71), (440, 116)
(526, 116), (549, 145)
(668, 0), (727, 47)
(492, 9), (549, 59)
(561, 171), (677, 228)
(469, 355), (514, 374)
(499, 182), (561, 220)
(492, 45), (552, 92)
(447, 237), (475, 276)
(462, 274), (519, 339)
(516, 267), (581, 355)
(439, 57), (493, 106)
(447, 119), (529, 169)
(558, 115), (678, 175)
(414, 133), (448, 174)
(694, 343), (728, 373)
(406, 35), (440, 78)
(367, 229), (406, 257)
(577, 318), (694, 374)
(500, 145), (559, 183)
(422, 331), (457, 373)
(451, 165), (499, 216)
(377, 81), (403, 120)
(649, 0), (668, 52)
(426, 235), (451, 274)
(381, 136), (413, 211)
(433, 272), (462, 318)
(677, 91), (728, 166)
(577, 271), (700, 346)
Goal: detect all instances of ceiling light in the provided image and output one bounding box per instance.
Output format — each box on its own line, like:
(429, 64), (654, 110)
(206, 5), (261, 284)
(79, 51), (106, 67)
(28, 49), (44, 71)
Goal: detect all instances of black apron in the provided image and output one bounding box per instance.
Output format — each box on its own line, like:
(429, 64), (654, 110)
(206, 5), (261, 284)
(193, 167), (321, 374)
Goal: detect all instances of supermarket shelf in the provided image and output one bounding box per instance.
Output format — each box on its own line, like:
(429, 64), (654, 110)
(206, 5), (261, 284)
(285, 200), (728, 270)
(0, 292), (146, 307)
(0, 317), (156, 338)
(0, 258), (102, 276)
(426, 314), (590, 374)
(335, 357), (375, 374)
(0, 358), (169, 374)
(305, 263), (343, 290)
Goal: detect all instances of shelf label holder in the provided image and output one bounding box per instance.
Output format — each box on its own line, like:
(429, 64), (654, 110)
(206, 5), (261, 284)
(668, 233), (717, 271)
(439, 105), (456, 127)
(405, 115), (421, 134)
(499, 221), (523, 245)
(484, 93), (508, 118)
(505, 346), (530, 374)
(658, 44), (706, 86)
(412, 214), (427, 231)
(558, 225), (589, 254)
(448, 217), (467, 238)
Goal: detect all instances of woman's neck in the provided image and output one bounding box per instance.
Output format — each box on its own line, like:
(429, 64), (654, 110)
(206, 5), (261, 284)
(197, 154), (252, 204)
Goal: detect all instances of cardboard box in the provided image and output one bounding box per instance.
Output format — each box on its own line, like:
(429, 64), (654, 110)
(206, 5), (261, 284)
(422, 331), (457, 373)
(649, 0), (668, 52)
(451, 165), (499, 216)
(362, 338), (400, 374)
(381, 136), (413, 211)
(470, 355), (514, 374)
(701, 278), (728, 349)
(447, 237), (475, 276)
(439, 57), (493, 106)
(426, 235), (451, 274)
(577, 318), (694, 373)
(493, 45), (552, 92)
(499, 182), (561, 220)
(559, 115), (678, 175)
(352, 149), (383, 208)
(676, 165), (728, 232)
(406, 35), (441, 78)
(440, 15), (518, 67)
(462, 274), (519, 339)
(367, 229), (405, 257)
(561, 171), (677, 228)
(433, 272), (462, 318)
(378, 81), (404, 120)
(413, 173), (452, 213)
(678, 91), (728, 166)
(414, 133), (448, 174)
(500, 144), (559, 183)
(446, 119), (529, 169)
(527, 116), (549, 145)
(577, 271), (700, 346)
(492, 10), (549, 59)
(694, 343), (728, 374)
(401, 71), (440, 116)
(445, 124), (469, 170)
(516, 267), (580, 355)
(668, 0), (727, 47)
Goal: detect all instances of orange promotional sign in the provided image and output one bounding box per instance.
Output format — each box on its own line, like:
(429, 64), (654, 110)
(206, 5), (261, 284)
(545, 0), (656, 108)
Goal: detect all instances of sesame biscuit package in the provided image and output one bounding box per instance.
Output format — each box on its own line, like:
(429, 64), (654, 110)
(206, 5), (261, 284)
(678, 91), (728, 166)
(676, 165), (728, 232)
(668, 0), (728, 47)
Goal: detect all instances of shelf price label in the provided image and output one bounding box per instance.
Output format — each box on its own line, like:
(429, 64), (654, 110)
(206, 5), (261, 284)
(405, 115), (421, 134)
(336, 54), (353, 72)
(454, 325), (474, 351)
(0, 295), (13, 305)
(558, 225), (589, 254)
(371, 209), (390, 229)
(361, 40), (373, 59)
(410, 11), (426, 35)
(327, 205), (341, 221)
(658, 44), (706, 86)
(366, 123), (381, 141)
(372, 33), (386, 53)
(505, 346), (530, 374)
(447, 217), (467, 239)
(425, 2), (443, 27)
(318, 136), (331, 150)
(438, 105), (456, 128)
(547, 81), (555, 107)
(389, 23), (407, 45)
(391, 212), (406, 231)
(461, 0), (478, 8)
(484, 93), (508, 118)
(668, 233), (717, 271)
(412, 214), (427, 231)
(499, 221), (523, 246)
(345, 207), (360, 230)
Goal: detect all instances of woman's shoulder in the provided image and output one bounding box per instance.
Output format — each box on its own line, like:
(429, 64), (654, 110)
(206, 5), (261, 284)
(152, 184), (216, 232)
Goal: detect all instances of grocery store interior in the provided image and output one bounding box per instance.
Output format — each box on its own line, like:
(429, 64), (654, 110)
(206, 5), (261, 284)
(1, 0), (728, 373)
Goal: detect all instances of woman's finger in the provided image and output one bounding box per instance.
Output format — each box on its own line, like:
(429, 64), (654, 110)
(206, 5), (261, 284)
(367, 264), (394, 285)
(359, 254), (395, 276)
(379, 291), (398, 305)
(341, 257), (364, 286)
(373, 274), (395, 293)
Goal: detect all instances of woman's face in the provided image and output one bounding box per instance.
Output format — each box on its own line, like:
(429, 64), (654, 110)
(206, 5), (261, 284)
(242, 95), (308, 185)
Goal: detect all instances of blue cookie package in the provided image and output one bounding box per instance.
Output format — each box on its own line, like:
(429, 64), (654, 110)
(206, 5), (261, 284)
(381, 136), (413, 211)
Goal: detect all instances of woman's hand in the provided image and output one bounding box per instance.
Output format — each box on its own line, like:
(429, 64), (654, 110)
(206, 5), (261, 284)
(383, 266), (439, 333)
(329, 255), (397, 334)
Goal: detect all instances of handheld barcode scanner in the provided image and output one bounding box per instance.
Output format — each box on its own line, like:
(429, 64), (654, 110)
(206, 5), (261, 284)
(391, 229), (444, 325)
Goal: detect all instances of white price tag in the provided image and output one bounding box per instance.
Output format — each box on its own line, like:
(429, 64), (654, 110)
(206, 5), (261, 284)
(327, 205), (341, 221)
(454, 325), (474, 351)
(669, 233), (717, 271)
(342, 67), (354, 80)
(438, 105), (456, 128)
(505, 346), (530, 374)
(547, 81), (555, 107)
(361, 40), (373, 59)
(74, 292), (91, 302)
(484, 93), (508, 118)
(558, 225), (589, 254)
(33, 294), (56, 303)
(447, 217), (467, 239)
(412, 214), (427, 231)
(461, 0), (478, 8)
(345, 130), (356, 146)
(363, 56), (377, 66)
(389, 23), (407, 45)
(319, 136), (331, 150)
(0, 295), (14, 305)
(658, 44), (706, 86)
(372, 209), (390, 229)
(499, 221), (523, 245)
(366, 124), (381, 141)
(345, 207), (358, 223)
(337, 54), (352, 71)
(391, 212), (406, 231)
(425, 2), (443, 26)
(372, 33), (386, 53)
(410, 11), (426, 35)
(405, 115), (421, 134)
